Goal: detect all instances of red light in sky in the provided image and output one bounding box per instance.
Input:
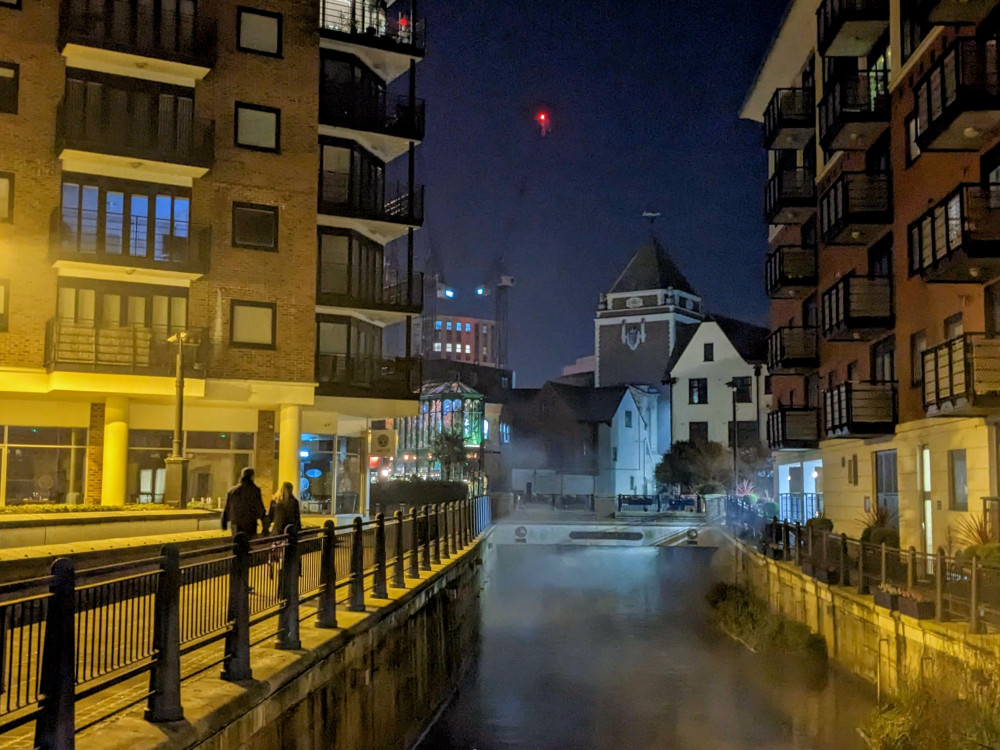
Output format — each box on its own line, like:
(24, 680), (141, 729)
(535, 110), (551, 136)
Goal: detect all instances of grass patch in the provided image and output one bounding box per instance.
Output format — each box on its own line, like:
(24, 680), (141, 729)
(0, 504), (203, 515)
(864, 691), (1000, 749)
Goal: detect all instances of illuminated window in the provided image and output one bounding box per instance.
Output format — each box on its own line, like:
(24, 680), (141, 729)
(482, 325), (487, 334)
(0, 62), (18, 115)
(446, 343), (452, 352)
(0, 172), (10, 223)
(237, 7), (282, 56)
(949, 449), (968, 511)
(434, 320), (442, 330)
(465, 344), (471, 353)
(230, 300), (276, 348)
(0, 278), (8, 331)
(433, 342), (441, 352)
(446, 321), (452, 330)
(465, 323), (471, 332)
(235, 102), (280, 152)
(689, 378), (708, 404)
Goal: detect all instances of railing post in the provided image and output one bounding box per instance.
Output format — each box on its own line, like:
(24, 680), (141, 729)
(146, 545), (183, 722)
(393, 510), (405, 587)
(432, 503), (441, 564)
(821, 529), (829, 571)
(420, 505), (432, 571)
(880, 542), (888, 586)
(807, 524), (814, 562)
(34, 558), (75, 750)
(971, 554), (981, 634)
(935, 547), (947, 622)
(221, 533), (252, 681)
(408, 506), (420, 578)
(840, 534), (848, 587)
(373, 513), (388, 598)
(277, 525), (301, 649)
(793, 522), (801, 565)
(317, 520), (338, 629)
(857, 542), (868, 595)
(907, 546), (917, 592)
(782, 521), (790, 562)
(349, 517), (365, 612)
(441, 501), (451, 558)
(464, 497), (472, 545)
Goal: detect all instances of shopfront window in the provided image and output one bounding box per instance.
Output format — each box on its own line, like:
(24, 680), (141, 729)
(1, 426), (87, 506)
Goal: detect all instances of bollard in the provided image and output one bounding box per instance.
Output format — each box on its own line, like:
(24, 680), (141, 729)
(420, 506), (432, 571)
(971, 555), (981, 634)
(907, 547), (917, 592)
(857, 542), (868, 595)
(441, 501), (451, 558)
(146, 545), (183, 722)
(840, 534), (849, 588)
(432, 503), (441, 564)
(935, 547), (947, 622)
(277, 525), (302, 649)
(317, 520), (338, 629)
(221, 534), (252, 681)
(880, 542), (888, 587)
(349, 517), (365, 612)
(408, 506), (420, 578)
(35, 558), (75, 750)
(373, 514), (388, 599)
(393, 511), (405, 588)
(794, 522), (801, 566)
(782, 521), (790, 562)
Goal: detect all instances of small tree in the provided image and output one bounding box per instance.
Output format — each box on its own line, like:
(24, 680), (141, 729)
(430, 429), (466, 481)
(655, 440), (731, 494)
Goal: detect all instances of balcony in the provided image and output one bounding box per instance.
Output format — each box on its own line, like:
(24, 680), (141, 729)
(45, 321), (209, 376)
(818, 70), (889, 152)
(913, 39), (1000, 152)
(909, 183), (1000, 283)
(318, 177), (424, 243)
(817, 0), (889, 58)
(56, 98), (214, 180)
(819, 172), (891, 245)
(765, 244), (817, 299)
(768, 406), (821, 451)
(763, 88), (815, 150)
(767, 327), (820, 374)
(319, 95), (424, 161)
(319, 0), (425, 55)
(923, 334), (1000, 416)
(765, 168), (816, 225)
(59, 0), (217, 79)
(49, 209), (210, 277)
(821, 272), (894, 341)
(823, 381), (897, 438)
(317, 272), (423, 322)
(916, 0), (1000, 25)
(315, 354), (420, 401)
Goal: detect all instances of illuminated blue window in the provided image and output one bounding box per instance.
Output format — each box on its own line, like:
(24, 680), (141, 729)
(434, 320), (442, 330)
(446, 321), (452, 330)
(465, 323), (471, 332)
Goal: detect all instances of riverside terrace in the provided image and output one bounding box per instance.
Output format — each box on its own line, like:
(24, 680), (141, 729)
(0, 496), (492, 748)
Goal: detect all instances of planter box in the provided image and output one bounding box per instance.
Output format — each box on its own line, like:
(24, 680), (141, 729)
(898, 597), (935, 620)
(873, 589), (898, 611)
(813, 567), (841, 585)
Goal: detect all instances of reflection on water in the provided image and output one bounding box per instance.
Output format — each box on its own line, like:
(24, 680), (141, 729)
(421, 545), (873, 750)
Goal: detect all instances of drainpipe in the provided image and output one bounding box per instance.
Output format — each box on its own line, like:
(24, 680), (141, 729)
(754, 363), (763, 443)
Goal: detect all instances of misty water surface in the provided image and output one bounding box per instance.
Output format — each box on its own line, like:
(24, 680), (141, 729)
(420, 544), (873, 750)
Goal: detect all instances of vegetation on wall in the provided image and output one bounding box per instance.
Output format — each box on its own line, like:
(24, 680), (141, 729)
(656, 439), (771, 494)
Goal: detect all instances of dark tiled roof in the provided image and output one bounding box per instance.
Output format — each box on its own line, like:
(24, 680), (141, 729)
(609, 237), (697, 296)
(713, 315), (769, 364)
(546, 383), (628, 424)
(662, 323), (700, 381)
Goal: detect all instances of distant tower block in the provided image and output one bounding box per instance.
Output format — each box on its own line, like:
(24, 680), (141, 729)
(495, 264), (514, 370)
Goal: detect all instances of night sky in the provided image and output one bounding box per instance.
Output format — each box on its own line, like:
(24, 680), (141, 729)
(406, 0), (789, 387)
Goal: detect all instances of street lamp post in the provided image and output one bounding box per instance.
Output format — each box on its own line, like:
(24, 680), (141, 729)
(163, 331), (189, 508)
(726, 379), (738, 499)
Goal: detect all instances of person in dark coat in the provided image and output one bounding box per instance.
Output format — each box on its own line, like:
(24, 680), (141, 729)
(268, 481), (302, 535)
(222, 467), (266, 539)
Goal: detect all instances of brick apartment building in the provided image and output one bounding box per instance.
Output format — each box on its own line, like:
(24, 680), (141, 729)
(415, 315), (498, 367)
(743, 0), (1000, 550)
(0, 0), (424, 511)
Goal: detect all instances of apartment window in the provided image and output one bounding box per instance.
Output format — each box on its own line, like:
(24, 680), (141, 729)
(446, 321), (452, 331)
(230, 300), (276, 348)
(445, 343), (452, 352)
(234, 102), (280, 152)
(949, 449), (968, 511)
(905, 115), (921, 165)
(465, 323), (471, 332)
(0, 62), (17, 115)
(612, 447), (618, 462)
(465, 344), (471, 354)
(911, 331), (926, 386)
(0, 0), (21, 8)
(433, 342), (441, 352)
(728, 421), (758, 447)
(0, 278), (8, 332)
(945, 313), (963, 341)
(732, 376), (752, 403)
(0, 171), (10, 223)
(625, 410), (633, 428)
(434, 320), (442, 330)
(237, 7), (282, 56)
(704, 342), (714, 362)
(689, 378), (708, 404)
(689, 422), (708, 443)
(232, 203), (277, 250)
(764, 376), (772, 395)
(482, 325), (488, 334)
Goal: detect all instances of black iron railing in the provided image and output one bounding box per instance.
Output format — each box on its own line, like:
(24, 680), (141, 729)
(44, 321), (209, 375)
(763, 87), (815, 149)
(317, 271), (424, 312)
(315, 354), (421, 399)
(318, 177), (424, 226)
(59, 0), (217, 68)
(767, 326), (819, 372)
(765, 244), (817, 298)
(916, 0), (999, 24)
(818, 171), (891, 244)
(765, 167), (816, 224)
(908, 183), (1000, 280)
(922, 333), (1000, 413)
(777, 493), (823, 523)
(817, 0), (889, 57)
(767, 406), (821, 450)
(821, 271), (893, 339)
(817, 69), (889, 150)
(1, 497), (492, 741)
(823, 381), (897, 436)
(319, 0), (426, 53)
(320, 95), (425, 141)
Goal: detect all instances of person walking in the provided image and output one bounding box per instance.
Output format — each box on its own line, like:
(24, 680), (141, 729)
(268, 481), (302, 536)
(222, 467), (267, 539)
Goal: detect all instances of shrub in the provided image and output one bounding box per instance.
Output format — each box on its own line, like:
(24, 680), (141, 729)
(0, 503), (181, 515)
(370, 479), (467, 514)
(806, 517), (834, 533)
(869, 527), (900, 548)
(961, 543), (1000, 567)
(759, 501), (778, 519)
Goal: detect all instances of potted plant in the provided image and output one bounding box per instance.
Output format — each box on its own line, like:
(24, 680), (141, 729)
(897, 588), (935, 620)
(873, 583), (900, 611)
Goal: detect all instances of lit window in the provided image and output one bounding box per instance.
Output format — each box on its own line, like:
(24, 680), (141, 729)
(0, 278), (8, 332)
(949, 449), (968, 511)
(230, 300), (276, 348)
(235, 102), (280, 152)
(500, 423), (510, 444)
(232, 202), (278, 250)
(446, 321), (452, 330)
(0, 61), (18, 115)
(465, 344), (471, 353)
(455, 320), (461, 329)
(482, 325), (487, 334)
(0, 172), (10, 223)
(434, 320), (442, 330)
(433, 342), (441, 352)
(446, 343), (452, 352)
(237, 8), (282, 56)
(465, 323), (471, 332)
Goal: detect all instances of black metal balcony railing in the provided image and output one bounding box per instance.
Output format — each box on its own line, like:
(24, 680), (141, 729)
(916, 0), (999, 24)
(821, 272), (894, 341)
(818, 70), (890, 151)
(778, 493), (824, 523)
(765, 244), (818, 298)
(318, 176), (424, 226)
(49, 208), (211, 274)
(45, 321), (209, 375)
(819, 171), (891, 245)
(319, 0), (426, 54)
(817, 0), (889, 57)
(913, 38), (1000, 151)
(763, 88), (815, 150)
(59, 0), (218, 69)
(767, 326), (820, 373)
(923, 334), (1000, 416)
(320, 95), (425, 141)
(765, 167), (816, 225)
(57, 99), (215, 169)
(767, 407), (821, 450)
(823, 381), (897, 437)
(315, 354), (420, 400)
(317, 271), (424, 312)
(909, 183), (1000, 283)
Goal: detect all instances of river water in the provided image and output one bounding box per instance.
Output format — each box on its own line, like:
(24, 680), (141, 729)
(420, 544), (874, 750)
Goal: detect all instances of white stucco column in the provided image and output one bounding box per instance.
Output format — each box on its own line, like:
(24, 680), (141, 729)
(277, 404), (302, 496)
(101, 396), (130, 506)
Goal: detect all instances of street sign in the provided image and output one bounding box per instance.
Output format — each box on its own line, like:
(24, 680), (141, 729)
(369, 429), (397, 457)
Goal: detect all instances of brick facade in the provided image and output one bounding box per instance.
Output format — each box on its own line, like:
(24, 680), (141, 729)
(85, 402), (104, 505)
(255, 409), (276, 500)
